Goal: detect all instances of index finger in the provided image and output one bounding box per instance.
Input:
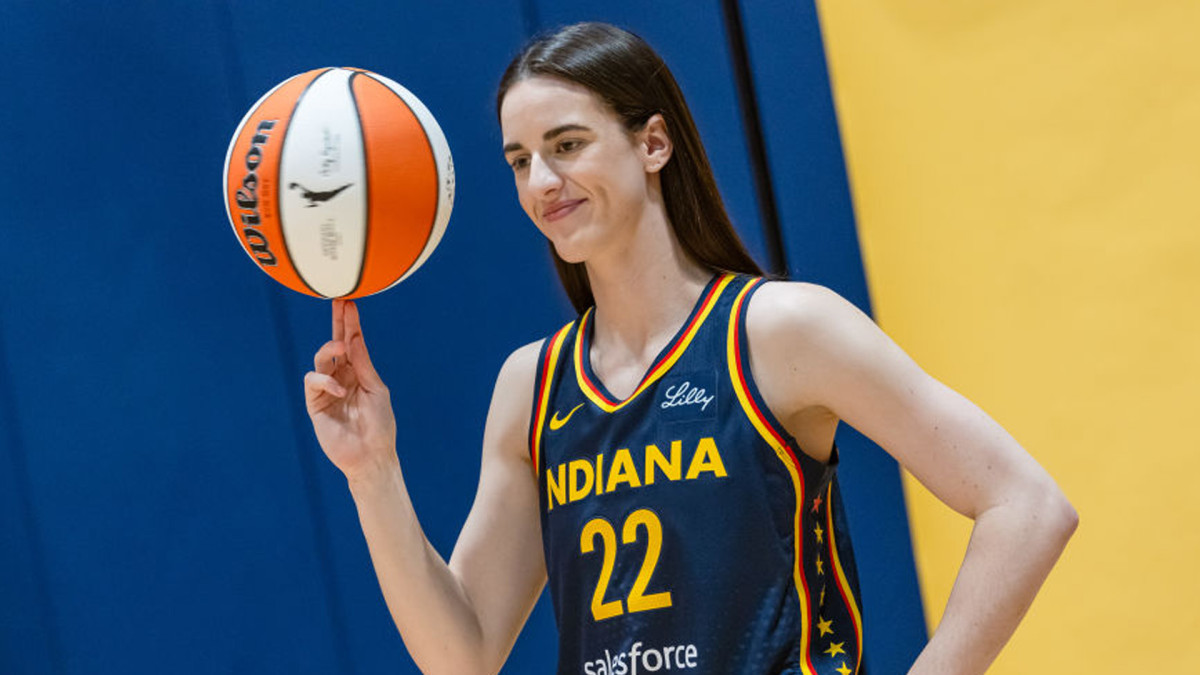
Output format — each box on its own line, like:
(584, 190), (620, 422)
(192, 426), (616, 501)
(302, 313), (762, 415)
(332, 299), (346, 342)
(343, 299), (364, 342)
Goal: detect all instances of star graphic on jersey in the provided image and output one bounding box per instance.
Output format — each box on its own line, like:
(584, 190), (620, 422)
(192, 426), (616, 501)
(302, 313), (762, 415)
(817, 616), (834, 637)
(836, 662), (853, 675)
(819, 585), (826, 607)
(816, 553), (825, 575)
(812, 494), (824, 513)
(814, 523), (824, 544)
(824, 641), (846, 657)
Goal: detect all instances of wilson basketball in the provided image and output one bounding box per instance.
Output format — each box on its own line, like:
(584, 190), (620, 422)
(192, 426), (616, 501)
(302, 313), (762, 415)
(223, 67), (454, 299)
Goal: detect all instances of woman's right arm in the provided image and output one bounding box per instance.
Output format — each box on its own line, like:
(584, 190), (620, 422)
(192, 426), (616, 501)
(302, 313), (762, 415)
(304, 300), (546, 674)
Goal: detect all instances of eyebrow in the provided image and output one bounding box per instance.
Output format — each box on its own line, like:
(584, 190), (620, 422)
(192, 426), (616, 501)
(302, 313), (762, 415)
(502, 123), (592, 154)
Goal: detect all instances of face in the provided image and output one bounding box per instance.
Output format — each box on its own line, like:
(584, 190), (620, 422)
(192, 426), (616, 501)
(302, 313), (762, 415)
(500, 76), (669, 264)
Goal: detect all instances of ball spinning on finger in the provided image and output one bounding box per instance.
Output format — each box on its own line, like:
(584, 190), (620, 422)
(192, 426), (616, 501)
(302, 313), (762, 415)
(223, 67), (454, 299)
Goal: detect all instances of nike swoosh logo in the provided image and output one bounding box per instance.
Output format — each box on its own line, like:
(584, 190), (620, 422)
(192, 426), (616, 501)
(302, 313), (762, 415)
(549, 403), (585, 431)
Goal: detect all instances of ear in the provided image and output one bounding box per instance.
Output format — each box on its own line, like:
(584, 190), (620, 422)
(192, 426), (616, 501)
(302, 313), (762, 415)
(638, 113), (673, 174)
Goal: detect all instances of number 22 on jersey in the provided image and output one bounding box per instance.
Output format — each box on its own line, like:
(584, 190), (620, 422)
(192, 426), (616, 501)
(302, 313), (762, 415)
(580, 509), (674, 621)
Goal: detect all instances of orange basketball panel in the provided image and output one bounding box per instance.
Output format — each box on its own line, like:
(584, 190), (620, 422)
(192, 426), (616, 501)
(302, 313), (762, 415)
(349, 73), (439, 297)
(225, 68), (329, 297)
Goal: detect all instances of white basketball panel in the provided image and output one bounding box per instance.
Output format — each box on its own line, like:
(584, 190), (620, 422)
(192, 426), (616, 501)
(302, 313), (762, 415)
(279, 68), (368, 298)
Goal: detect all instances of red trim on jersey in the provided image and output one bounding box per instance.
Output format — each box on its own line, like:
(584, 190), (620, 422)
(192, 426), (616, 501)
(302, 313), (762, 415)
(574, 275), (730, 410)
(529, 323), (572, 475)
(730, 277), (819, 675)
(826, 482), (864, 673)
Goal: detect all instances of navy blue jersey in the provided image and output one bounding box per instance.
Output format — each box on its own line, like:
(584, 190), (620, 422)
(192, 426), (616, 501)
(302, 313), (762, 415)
(529, 274), (865, 675)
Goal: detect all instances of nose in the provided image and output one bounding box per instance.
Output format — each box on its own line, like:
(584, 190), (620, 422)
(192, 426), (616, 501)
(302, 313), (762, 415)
(527, 152), (562, 195)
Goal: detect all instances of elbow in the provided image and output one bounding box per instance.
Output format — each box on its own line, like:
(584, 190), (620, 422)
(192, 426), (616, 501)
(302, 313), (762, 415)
(989, 475), (1078, 548)
(1034, 479), (1079, 547)
(1055, 490), (1079, 542)
(402, 628), (494, 675)
(409, 652), (491, 675)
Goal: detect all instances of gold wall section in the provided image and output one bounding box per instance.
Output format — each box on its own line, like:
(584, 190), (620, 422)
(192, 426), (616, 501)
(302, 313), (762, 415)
(814, 1), (1200, 672)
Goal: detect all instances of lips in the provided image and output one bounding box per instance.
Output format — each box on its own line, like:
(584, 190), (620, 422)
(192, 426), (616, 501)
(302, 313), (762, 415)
(542, 199), (585, 222)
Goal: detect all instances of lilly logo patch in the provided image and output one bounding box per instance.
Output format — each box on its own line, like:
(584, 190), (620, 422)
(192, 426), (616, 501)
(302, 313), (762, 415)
(661, 381), (714, 412)
(659, 370), (718, 423)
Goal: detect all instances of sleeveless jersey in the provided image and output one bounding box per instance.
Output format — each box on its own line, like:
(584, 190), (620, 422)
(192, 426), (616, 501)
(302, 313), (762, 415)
(529, 274), (865, 675)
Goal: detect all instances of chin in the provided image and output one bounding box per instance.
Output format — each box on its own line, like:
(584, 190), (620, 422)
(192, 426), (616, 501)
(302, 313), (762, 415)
(551, 240), (590, 264)
(543, 227), (596, 265)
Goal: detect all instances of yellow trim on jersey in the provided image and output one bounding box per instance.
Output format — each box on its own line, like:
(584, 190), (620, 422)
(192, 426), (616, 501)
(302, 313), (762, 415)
(574, 274), (736, 413)
(531, 322), (573, 476)
(726, 278), (818, 675)
(724, 279), (786, 454)
(825, 482), (864, 674)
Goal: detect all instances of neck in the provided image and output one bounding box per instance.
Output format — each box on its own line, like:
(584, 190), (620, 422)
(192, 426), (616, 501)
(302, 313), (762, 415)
(583, 200), (712, 364)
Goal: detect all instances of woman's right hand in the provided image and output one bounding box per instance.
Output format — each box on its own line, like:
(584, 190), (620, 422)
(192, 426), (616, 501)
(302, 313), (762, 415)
(304, 299), (398, 481)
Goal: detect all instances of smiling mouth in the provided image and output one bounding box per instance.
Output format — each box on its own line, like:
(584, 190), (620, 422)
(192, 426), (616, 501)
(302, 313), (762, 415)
(543, 199), (585, 222)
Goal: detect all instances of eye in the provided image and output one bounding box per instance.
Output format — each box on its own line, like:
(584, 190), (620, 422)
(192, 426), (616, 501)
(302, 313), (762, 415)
(509, 155), (530, 172)
(557, 138), (585, 153)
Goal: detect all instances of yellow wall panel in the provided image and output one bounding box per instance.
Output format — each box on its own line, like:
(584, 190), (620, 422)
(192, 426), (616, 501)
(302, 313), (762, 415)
(815, 1), (1200, 672)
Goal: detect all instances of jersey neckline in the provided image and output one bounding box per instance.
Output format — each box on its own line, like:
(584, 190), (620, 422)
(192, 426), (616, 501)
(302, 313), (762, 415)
(573, 273), (736, 413)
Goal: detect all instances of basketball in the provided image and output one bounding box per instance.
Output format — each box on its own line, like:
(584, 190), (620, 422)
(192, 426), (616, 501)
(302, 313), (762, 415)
(223, 67), (454, 299)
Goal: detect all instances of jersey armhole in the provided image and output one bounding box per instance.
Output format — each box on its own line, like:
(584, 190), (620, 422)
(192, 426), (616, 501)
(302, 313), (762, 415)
(528, 321), (574, 476)
(725, 279), (832, 475)
(728, 280), (864, 672)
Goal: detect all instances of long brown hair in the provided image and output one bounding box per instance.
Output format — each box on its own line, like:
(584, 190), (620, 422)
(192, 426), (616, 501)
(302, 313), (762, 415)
(497, 22), (762, 313)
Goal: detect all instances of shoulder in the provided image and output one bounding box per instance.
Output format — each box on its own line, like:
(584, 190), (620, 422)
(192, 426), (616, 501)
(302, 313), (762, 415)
(742, 280), (887, 416)
(480, 339), (547, 464)
(493, 339), (545, 400)
(744, 279), (870, 349)
(491, 311), (583, 408)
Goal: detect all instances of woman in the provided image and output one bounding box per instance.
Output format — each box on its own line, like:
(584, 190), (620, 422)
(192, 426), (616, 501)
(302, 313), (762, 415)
(304, 22), (1076, 675)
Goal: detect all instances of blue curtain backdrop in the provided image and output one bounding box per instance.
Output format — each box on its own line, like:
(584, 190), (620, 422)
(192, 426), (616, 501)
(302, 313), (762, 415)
(0, 2), (923, 672)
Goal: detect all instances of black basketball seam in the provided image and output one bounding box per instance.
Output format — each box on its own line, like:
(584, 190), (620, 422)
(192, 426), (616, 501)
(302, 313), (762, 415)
(278, 67), (333, 298)
(362, 71), (441, 291)
(347, 71), (368, 297)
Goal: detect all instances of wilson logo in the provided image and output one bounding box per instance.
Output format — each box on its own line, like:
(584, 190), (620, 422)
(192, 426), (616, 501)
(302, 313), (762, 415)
(234, 119), (278, 267)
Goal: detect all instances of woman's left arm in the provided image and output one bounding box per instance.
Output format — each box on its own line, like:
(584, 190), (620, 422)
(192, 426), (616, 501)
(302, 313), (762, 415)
(747, 282), (1078, 675)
